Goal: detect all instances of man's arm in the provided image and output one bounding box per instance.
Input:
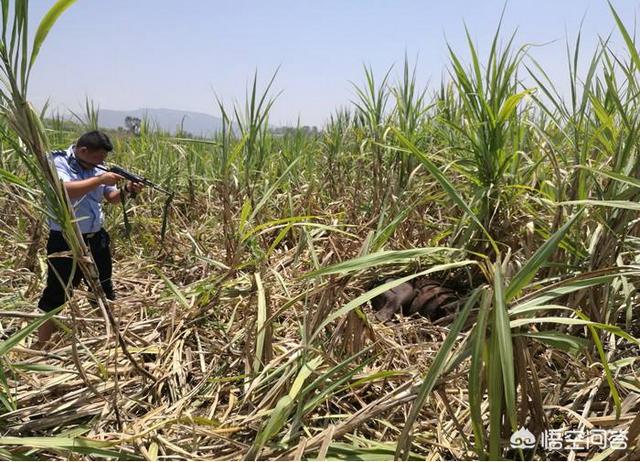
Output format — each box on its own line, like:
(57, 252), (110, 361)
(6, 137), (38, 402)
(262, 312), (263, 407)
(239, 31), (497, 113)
(64, 172), (122, 199)
(104, 187), (122, 204)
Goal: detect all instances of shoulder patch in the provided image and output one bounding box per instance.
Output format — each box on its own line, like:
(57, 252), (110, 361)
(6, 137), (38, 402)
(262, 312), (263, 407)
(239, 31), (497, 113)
(51, 149), (67, 157)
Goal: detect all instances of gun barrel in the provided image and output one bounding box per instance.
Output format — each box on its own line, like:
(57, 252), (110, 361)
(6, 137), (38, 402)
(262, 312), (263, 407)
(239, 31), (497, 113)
(92, 162), (171, 195)
(109, 166), (143, 182)
(102, 164), (171, 195)
(147, 181), (172, 195)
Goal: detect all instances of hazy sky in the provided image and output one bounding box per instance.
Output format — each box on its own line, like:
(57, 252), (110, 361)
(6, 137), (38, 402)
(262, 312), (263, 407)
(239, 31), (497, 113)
(28, 1), (638, 127)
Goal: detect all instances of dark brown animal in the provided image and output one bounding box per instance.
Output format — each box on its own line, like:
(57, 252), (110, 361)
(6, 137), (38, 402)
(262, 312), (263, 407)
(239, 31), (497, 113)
(409, 283), (458, 318)
(371, 280), (417, 322)
(370, 278), (458, 322)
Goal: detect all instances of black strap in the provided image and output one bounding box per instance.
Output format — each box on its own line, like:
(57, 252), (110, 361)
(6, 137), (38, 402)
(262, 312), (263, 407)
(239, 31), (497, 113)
(120, 188), (132, 238)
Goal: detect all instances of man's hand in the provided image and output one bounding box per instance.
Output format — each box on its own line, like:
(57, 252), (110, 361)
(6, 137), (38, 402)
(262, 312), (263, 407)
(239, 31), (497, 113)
(104, 180), (145, 203)
(127, 181), (144, 194)
(100, 172), (124, 186)
(66, 173), (122, 199)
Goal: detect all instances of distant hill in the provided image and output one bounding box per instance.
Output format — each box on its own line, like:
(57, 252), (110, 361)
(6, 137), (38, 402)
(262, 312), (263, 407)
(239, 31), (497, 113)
(97, 108), (224, 137)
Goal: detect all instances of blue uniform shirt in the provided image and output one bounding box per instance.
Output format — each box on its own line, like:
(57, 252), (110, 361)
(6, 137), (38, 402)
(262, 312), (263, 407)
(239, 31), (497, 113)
(48, 145), (118, 234)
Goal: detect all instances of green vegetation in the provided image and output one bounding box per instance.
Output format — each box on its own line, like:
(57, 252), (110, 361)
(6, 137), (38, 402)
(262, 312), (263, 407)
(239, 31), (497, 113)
(0, 0), (639, 460)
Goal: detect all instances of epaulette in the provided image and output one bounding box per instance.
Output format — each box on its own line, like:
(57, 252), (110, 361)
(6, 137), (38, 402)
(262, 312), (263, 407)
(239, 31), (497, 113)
(51, 149), (68, 157)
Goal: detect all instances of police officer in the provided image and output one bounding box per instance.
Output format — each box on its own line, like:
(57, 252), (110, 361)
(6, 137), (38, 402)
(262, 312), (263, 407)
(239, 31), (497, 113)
(36, 130), (143, 347)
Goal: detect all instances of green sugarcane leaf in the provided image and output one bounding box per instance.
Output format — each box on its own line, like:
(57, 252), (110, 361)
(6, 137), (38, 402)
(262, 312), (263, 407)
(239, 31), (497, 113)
(391, 127), (499, 255)
(579, 166), (640, 189)
(517, 331), (588, 354)
(609, 1), (640, 72)
(29, 0), (76, 70)
(289, 356), (323, 399)
(395, 287), (479, 459)
(305, 247), (465, 278)
(494, 262), (517, 432)
(505, 210), (583, 301)
(469, 288), (491, 458)
(560, 199), (640, 211)
(0, 306), (63, 356)
(513, 269), (640, 312)
(248, 156), (301, 224)
(497, 90), (531, 123)
(157, 270), (190, 310)
(247, 356), (322, 458)
(253, 272), (267, 373)
(487, 316), (503, 460)
(510, 317), (639, 345)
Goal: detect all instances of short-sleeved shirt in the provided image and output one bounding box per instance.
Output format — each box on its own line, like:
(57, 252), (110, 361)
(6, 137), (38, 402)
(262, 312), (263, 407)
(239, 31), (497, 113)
(48, 145), (117, 234)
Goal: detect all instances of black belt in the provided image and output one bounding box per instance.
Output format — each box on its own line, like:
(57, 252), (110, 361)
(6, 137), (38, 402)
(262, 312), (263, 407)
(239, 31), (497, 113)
(51, 229), (101, 239)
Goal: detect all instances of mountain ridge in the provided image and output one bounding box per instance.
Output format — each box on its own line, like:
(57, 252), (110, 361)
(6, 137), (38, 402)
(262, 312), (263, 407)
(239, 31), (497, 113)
(94, 107), (224, 136)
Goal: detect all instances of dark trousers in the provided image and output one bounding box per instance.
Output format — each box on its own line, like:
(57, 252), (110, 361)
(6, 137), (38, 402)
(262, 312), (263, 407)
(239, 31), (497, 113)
(38, 228), (115, 312)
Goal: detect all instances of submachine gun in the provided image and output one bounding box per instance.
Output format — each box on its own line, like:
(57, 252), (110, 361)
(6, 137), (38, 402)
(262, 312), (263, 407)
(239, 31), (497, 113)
(94, 163), (173, 197)
(93, 162), (173, 242)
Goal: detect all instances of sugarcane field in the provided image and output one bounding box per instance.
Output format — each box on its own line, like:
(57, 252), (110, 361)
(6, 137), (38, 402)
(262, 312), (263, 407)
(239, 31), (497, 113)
(1, 0), (640, 460)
